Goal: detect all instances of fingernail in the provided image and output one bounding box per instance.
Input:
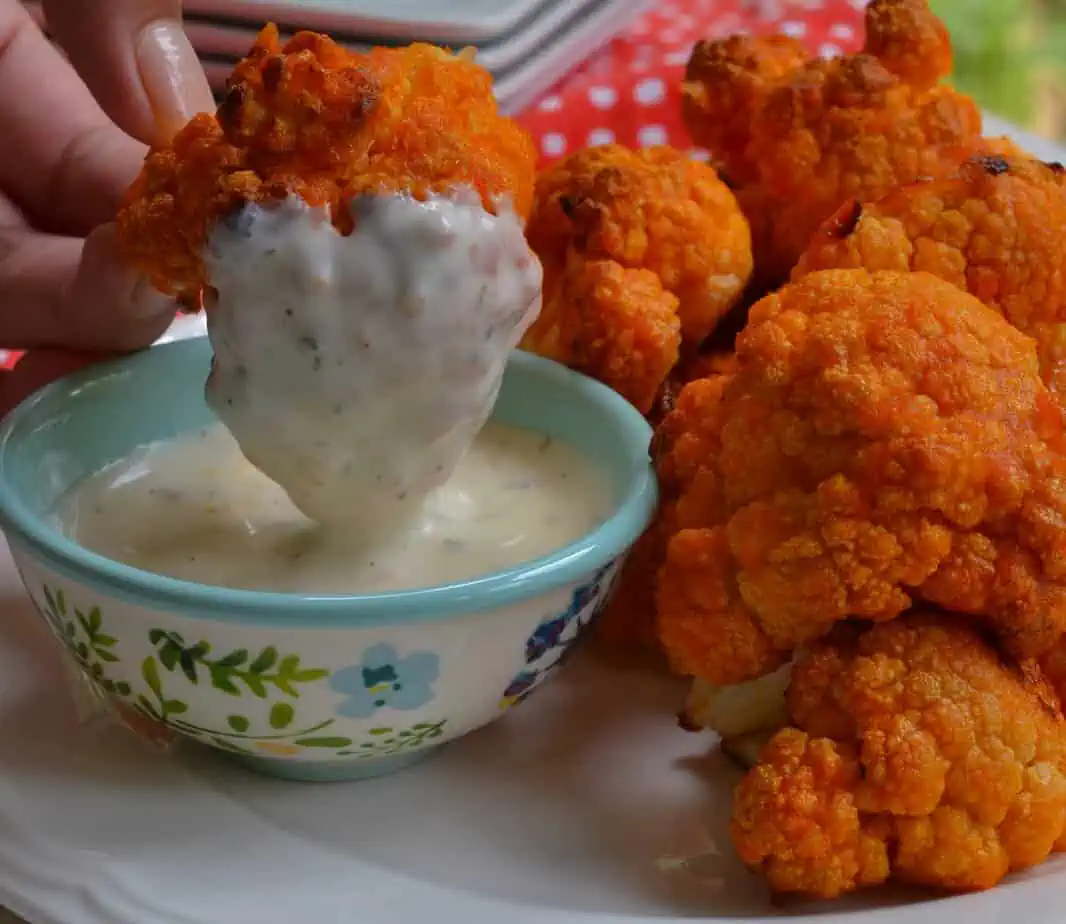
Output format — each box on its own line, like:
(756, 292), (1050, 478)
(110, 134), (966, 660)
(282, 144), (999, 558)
(136, 21), (215, 142)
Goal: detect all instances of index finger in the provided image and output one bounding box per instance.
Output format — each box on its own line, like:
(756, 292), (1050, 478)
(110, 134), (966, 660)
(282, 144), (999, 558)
(0, 0), (144, 233)
(43, 0), (215, 146)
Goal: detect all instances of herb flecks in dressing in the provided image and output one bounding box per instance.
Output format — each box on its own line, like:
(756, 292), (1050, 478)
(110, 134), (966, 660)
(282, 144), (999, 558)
(55, 422), (611, 595)
(203, 192), (542, 527)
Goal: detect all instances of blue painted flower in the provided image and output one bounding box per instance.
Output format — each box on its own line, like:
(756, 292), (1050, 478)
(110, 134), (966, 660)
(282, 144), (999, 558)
(330, 643), (440, 719)
(522, 561), (617, 664)
(498, 670), (539, 710)
(572, 561), (616, 628)
(499, 561), (619, 712)
(524, 613), (570, 663)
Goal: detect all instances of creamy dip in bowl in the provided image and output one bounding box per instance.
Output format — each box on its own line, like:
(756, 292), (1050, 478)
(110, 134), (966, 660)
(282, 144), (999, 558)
(0, 338), (655, 782)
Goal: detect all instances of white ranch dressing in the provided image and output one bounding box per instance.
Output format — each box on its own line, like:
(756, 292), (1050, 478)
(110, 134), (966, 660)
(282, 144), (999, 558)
(54, 422), (611, 595)
(203, 191), (542, 528)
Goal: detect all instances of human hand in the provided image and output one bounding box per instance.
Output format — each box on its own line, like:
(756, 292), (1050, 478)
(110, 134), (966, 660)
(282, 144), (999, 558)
(0, 0), (214, 415)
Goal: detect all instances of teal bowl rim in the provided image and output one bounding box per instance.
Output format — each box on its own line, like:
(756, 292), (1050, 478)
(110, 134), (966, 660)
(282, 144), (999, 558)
(0, 344), (658, 628)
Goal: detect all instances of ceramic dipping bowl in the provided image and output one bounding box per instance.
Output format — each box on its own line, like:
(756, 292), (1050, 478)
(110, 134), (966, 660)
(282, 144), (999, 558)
(0, 338), (657, 782)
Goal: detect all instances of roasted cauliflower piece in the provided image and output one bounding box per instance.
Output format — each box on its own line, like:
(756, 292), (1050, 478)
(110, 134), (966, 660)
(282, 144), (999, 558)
(521, 144), (752, 413)
(681, 0), (981, 284)
(795, 153), (1066, 392)
(655, 269), (1066, 689)
(595, 358), (737, 652)
(733, 614), (1066, 899)
(117, 25), (536, 301)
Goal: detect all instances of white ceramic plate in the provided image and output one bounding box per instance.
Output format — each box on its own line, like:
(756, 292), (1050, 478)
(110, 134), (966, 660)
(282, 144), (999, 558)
(184, 0), (610, 76)
(2, 364), (1066, 908)
(4, 123), (1066, 924)
(184, 0), (565, 44)
(1, 535), (1066, 924)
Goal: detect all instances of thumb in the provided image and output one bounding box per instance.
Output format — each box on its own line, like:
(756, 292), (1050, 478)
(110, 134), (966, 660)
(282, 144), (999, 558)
(43, 0), (215, 146)
(62, 223), (176, 352)
(0, 224), (174, 352)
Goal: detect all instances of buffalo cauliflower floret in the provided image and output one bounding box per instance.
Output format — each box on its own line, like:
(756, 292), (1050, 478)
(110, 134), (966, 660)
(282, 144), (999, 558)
(681, 0), (981, 284)
(794, 153), (1066, 392)
(117, 25), (535, 301)
(655, 270), (1066, 688)
(520, 144), (752, 412)
(596, 362), (737, 652)
(733, 614), (1066, 898)
(524, 260), (681, 415)
(681, 34), (807, 188)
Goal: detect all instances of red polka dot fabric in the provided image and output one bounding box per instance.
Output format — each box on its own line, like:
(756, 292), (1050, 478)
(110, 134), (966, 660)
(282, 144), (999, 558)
(514, 0), (866, 165)
(0, 0), (865, 373)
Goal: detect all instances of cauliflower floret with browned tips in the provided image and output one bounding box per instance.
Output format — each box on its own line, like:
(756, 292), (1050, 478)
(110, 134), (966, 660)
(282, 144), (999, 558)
(118, 26), (536, 301)
(733, 614), (1066, 899)
(116, 27), (541, 526)
(521, 143), (752, 414)
(654, 269), (1066, 692)
(594, 362), (736, 652)
(526, 259), (681, 416)
(681, 34), (807, 188)
(681, 0), (981, 284)
(794, 152), (1066, 392)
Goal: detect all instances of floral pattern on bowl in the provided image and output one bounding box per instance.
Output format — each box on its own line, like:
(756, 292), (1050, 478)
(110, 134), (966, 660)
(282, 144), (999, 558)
(499, 560), (618, 711)
(21, 561), (621, 781)
(329, 643), (440, 718)
(31, 581), (452, 767)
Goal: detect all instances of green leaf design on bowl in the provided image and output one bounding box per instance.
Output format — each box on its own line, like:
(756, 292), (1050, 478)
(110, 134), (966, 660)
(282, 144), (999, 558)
(36, 582), (449, 762)
(147, 630), (328, 698)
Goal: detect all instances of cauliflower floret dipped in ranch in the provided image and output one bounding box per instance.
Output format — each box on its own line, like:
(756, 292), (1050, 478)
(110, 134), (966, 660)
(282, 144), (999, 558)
(116, 27), (540, 525)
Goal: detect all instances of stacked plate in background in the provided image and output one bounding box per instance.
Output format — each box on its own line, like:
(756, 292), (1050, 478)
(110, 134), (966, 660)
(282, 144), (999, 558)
(24, 0), (650, 114)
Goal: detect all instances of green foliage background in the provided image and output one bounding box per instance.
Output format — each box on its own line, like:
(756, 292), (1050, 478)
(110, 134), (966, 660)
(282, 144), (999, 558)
(931, 0), (1066, 138)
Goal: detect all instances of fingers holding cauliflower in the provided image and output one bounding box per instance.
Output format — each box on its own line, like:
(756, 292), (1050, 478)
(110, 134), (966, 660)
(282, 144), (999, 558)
(733, 613), (1066, 899)
(654, 269), (1066, 691)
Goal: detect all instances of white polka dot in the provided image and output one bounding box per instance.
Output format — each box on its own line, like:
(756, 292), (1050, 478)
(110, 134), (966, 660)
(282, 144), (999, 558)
(537, 94), (562, 113)
(588, 85), (618, 109)
(829, 23), (856, 42)
(665, 49), (690, 67)
(689, 148), (711, 162)
(638, 124), (669, 147)
(750, 0), (781, 20)
(631, 44), (657, 72)
(588, 128), (616, 146)
(634, 77), (666, 106)
(780, 20), (807, 38)
(660, 29), (683, 43)
(541, 133), (567, 157)
(819, 43), (843, 59)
